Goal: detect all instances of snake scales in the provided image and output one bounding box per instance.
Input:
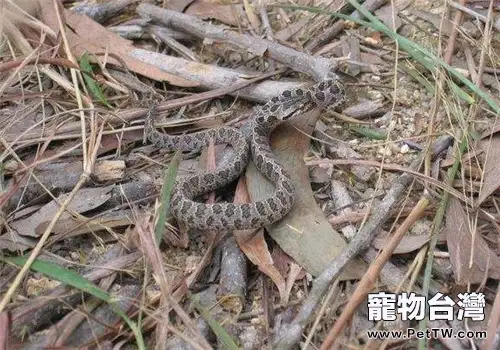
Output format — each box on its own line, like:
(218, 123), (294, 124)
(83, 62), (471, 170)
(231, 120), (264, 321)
(145, 79), (345, 231)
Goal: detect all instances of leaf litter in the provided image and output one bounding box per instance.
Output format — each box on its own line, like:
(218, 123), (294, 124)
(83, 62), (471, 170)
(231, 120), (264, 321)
(0, 0), (499, 349)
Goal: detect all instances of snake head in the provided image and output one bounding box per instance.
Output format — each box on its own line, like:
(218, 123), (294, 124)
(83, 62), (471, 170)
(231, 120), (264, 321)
(310, 79), (346, 108)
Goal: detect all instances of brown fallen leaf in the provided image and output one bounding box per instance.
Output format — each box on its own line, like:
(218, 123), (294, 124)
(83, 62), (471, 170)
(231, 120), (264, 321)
(243, 0), (260, 31)
(0, 101), (45, 139)
(11, 186), (114, 238)
(43, 210), (134, 244)
(185, 1), (245, 27)
(476, 135), (500, 205)
(408, 9), (457, 36)
(0, 230), (36, 253)
(444, 197), (500, 285)
(372, 233), (430, 254)
(245, 109), (365, 278)
(374, 4), (404, 31)
(233, 177), (287, 301)
(37, 0), (195, 87)
(360, 52), (386, 66)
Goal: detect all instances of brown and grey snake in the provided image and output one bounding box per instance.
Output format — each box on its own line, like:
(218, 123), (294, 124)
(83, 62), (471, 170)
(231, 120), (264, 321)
(144, 79), (345, 231)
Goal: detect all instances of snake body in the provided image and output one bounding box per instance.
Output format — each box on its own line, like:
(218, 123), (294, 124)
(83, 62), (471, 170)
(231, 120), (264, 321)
(145, 79), (345, 231)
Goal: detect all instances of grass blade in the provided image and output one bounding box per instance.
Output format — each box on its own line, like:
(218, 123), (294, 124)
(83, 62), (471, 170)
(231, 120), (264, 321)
(1, 256), (145, 350)
(349, 125), (387, 140)
(194, 303), (239, 350)
(278, 3), (500, 114)
(156, 150), (182, 244)
(79, 52), (111, 108)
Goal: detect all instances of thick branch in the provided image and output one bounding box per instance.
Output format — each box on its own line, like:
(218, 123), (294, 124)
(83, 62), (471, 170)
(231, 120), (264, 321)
(137, 3), (339, 81)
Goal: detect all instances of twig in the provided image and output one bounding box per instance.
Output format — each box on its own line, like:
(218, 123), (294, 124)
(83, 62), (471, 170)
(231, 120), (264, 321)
(4, 69), (287, 146)
(0, 0), (101, 312)
(272, 156), (423, 349)
(0, 44), (40, 97)
(149, 25), (199, 62)
(259, 4), (273, 40)
(52, 0), (90, 168)
(473, 0), (495, 89)
(0, 169), (91, 312)
(0, 56), (78, 72)
(320, 196), (430, 348)
(136, 4), (339, 80)
(448, 0), (500, 31)
(443, 0), (465, 65)
(307, 158), (470, 205)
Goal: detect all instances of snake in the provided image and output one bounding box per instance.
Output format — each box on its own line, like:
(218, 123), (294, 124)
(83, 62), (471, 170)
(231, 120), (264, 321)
(144, 79), (345, 231)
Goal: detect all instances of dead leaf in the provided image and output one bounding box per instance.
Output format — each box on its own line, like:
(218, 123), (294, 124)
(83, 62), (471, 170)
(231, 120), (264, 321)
(408, 9), (456, 36)
(0, 230), (36, 252)
(309, 166), (330, 183)
(476, 135), (500, 205)
(243, 0), (260, 31)
(0, 101), (44, 138)
(284, 262), (303, 304)
(245, 109), (365, 278)
(360, 52), (386, 66)
(374, 5), (403, 31)
(372, 233), (430, 254)
(185, 1), (244, 27)
(271, 247), (307, 304)
(43, 210), (134, 242)
(37, 0), (195, 87)
(444, 197), (500, 285)
(233, 177), (287, 301)
(11, 186), (114, 237)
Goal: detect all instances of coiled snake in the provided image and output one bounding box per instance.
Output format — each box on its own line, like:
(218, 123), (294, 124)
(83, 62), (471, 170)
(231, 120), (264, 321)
(145, 79), (345, 231)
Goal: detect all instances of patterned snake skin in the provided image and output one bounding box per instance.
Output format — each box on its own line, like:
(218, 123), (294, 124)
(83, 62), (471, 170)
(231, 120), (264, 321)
(145, 79), (345, 231)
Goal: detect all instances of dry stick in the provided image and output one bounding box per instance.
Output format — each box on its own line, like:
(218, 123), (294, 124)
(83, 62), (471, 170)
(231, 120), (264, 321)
(415, 3), (471, 348)
(52, 0), (90, 169)
(0, 0), (100, 312)
(0, 157), (94, 312)
(0, 121), (104, 311)
(0, 56), (78, 72)
(443, 0), (465, 65)
(466, 5), (497, 349)
(2, 13), (77, 96)
(9, 69), (285, 146)
(319, 196), (430, 349)
(0, 39), (40, 96)
(449, 0), (500, 31)
(473, 0), (494, 91)
(307, 158), (469, 205)
(136, 4), (338, 81)
(273, 156), (422, 349)
(136, 214), (213, 350)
